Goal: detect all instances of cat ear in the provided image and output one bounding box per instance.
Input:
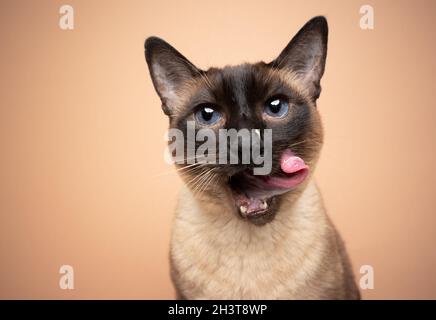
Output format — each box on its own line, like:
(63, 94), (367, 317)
(144, 37), (200, 115)
(269, 16), (328, 100)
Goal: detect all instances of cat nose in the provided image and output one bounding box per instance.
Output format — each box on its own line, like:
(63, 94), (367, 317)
(240, 111), (249, 120)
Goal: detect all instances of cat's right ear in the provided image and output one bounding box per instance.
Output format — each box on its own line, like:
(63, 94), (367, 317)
(144, 37), (200, 116)
(268, 16), (328, 101)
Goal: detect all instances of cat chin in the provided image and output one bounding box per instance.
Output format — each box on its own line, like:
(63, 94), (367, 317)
(236, 195), (280, 226)
(227, 187), (290, 226)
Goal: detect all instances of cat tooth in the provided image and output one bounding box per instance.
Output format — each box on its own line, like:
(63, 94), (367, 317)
(260, 201), (267, 210)
(239, 206), (247, 214)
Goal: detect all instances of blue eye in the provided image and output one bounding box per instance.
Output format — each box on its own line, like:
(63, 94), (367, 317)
(195, 105), (222, 125)
(264, 97), (289, 118)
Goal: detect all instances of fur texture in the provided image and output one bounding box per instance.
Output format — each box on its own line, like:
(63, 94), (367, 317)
(171, 180), (360, 299)
(144, 16), (360, 299)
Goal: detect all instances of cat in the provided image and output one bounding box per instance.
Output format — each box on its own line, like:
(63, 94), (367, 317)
(144, 16), (361, 299)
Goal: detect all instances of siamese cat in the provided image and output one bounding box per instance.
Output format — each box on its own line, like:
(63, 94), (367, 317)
(144, 16), (360, 299)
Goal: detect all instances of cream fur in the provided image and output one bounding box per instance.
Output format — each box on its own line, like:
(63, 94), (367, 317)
(170, 178), (360, 299)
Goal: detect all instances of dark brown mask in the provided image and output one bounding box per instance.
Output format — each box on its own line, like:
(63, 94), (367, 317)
(145, 16), (328, 225)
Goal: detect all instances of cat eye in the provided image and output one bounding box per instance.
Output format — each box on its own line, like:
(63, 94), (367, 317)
(195, 104), (223, 126)
(264, 97), (289, 118)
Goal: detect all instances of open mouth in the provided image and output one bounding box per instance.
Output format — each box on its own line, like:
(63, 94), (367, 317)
(228, 149), (309, 222)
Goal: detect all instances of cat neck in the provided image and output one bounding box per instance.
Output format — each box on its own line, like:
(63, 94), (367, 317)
(173, 178), (328, 249)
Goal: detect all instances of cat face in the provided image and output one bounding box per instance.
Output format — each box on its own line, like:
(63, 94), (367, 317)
(145, 16), (327, 225)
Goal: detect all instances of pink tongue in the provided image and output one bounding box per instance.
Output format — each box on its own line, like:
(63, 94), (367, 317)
(256, 149), (309, 190)
(240, 149), (310, 203)
(280, 149), (307, 174)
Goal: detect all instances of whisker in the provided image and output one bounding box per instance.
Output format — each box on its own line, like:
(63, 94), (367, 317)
(185, 168), (210, 189)
(288, 140), (307, 148)
(198, 170), (217, 196)
(152, 153), (219, 178)
(189, 170), (212, 197)
(195, 168), (217, 197)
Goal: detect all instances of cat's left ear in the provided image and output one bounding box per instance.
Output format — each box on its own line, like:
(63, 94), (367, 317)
(269, 16), (328, 100)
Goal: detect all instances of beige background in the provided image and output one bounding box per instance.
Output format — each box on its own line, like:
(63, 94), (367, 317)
(1, 0), (436, 299)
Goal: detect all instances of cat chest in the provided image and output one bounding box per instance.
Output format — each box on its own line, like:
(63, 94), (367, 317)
(171, 236), (298, 299)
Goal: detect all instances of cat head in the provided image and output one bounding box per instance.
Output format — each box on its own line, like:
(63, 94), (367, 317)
(145, 16), (327, 225)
